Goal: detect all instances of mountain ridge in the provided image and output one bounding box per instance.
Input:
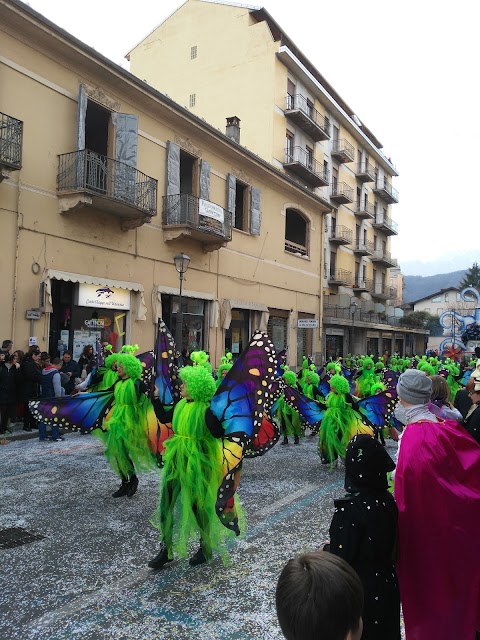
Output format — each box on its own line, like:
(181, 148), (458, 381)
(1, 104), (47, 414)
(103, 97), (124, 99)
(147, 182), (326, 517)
(403, 269), (467, 303)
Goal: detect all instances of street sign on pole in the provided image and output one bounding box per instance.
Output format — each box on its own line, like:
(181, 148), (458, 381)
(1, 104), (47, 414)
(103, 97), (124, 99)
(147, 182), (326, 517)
(26, 309), (41, 320)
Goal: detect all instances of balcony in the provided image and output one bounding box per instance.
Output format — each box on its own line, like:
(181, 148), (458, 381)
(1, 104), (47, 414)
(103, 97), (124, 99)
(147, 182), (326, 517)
(329, 225), (352, 245)
(0, 112), (23, 178)
(331, 138), (355, 163)
(163, 193), (232, 251)
(330, 181), (354, 204)
(57, 150), (157, 229)
(328, 269), (352, 286)
(372, 213), (398, 236)
(371, 250), (398, 268)
(354, 199), (375, 220)
(355, 161), (376, 183)
(373, 178), (399, 204)
(372, 283), (391, 300)
(283, 147), (329, 187)
(285, 95), (330, 142)
(353, 278), (370, 292)
(285, 239), (308, 257)
(323, 304), (402, 326)
(352, 240), (374, 256)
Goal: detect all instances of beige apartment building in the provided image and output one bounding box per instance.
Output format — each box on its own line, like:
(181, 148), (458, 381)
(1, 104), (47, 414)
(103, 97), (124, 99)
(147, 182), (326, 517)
(0, 0), (341, 368)
(128, 0), (424, 356)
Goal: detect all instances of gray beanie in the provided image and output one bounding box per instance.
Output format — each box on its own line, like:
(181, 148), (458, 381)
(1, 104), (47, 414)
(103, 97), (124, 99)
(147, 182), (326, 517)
(397, 369), (432, 405)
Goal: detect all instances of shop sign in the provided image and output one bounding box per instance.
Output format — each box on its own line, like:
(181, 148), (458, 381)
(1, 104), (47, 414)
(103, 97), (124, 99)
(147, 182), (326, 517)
(77, 284), (130, 310)
(297, 318), (318, 329)
(84, 319), (105, 329)
(325, 327), (344, 336)
(199, 199), (224, 222)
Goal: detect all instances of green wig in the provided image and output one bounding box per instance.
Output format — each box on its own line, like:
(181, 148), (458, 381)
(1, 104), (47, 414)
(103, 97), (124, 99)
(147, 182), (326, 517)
(117, 353), (143, 380)
(282, 367), (297, 386)
(371, 382), (386, 394)
(217, 352), (233, 378)
(105, 352), (119, 370)
(329, 374), (350, 395)
(121, 343), (139, 355)
(180, 365), (216, 402)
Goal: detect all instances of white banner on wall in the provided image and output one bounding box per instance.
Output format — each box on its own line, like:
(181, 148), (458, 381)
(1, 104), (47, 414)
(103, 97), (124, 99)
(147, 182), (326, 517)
(77, 284), (131, 310)
(199, 199), (224, 222)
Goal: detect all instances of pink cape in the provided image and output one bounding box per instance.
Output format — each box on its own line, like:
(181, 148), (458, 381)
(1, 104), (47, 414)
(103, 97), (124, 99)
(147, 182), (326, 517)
(395, 419), (480, 639)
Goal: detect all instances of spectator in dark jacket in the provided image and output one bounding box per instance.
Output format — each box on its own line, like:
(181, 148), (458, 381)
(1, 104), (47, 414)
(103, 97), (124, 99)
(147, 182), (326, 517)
(78, 345), (95, 376)
(61, 351), (80, 394)
(0, 354), (22, 434)
(38, 358), (65, 442)
(20, 349), (42, 432)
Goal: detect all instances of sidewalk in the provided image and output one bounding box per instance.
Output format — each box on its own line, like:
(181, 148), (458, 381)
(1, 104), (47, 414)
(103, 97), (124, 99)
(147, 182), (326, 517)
(1, 421), (49, 443)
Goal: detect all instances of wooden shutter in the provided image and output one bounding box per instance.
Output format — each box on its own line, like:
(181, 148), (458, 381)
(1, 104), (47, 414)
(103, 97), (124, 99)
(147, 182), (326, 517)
(199, 159), (211, 200)
(227, 174), (236, 228)
(166, 142), (181, 223)
(250, 186), (261, 235)
(112, 113), (138, 202)
(77, 84), (87, 151)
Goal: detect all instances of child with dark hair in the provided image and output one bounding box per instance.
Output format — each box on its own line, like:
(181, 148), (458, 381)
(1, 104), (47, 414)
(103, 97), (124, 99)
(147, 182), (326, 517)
(275, 550), (364, 640)
(328, 434), (400, 639)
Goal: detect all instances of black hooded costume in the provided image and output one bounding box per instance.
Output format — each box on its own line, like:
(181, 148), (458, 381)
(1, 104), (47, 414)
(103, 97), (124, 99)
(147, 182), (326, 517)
(328, 434), (400, 640)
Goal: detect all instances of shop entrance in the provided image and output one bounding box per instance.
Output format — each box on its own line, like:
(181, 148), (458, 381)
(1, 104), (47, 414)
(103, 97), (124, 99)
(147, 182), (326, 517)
(225, 309), (250, 358)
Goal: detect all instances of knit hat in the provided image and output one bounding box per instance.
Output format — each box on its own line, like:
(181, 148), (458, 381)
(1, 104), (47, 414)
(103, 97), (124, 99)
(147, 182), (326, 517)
(397, 369), (432, 405)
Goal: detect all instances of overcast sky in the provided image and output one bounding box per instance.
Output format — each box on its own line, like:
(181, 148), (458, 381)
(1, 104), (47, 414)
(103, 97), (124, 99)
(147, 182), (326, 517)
(24, 0), (478, 276)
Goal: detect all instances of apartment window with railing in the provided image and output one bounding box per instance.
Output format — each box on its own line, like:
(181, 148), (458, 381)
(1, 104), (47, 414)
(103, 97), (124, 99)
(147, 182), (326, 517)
(191, 46), (197, 59)
(286, 130), (294, 158)
(285, 208), (308, 257)
(306, 145), (313, 170)
(189, 94), (196, 108)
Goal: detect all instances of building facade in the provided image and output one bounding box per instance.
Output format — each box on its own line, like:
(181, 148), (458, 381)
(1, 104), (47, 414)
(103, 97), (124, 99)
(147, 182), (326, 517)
(0, 0), (338, 368)
(128, 0), (424, 356)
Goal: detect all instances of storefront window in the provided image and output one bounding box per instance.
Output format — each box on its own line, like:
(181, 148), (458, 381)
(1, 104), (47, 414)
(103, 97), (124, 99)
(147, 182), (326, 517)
(366, 337), (379, 356)
(326, 335), (343, 361)
(162, 295), (205, 352)
(225, 309), (250, 357)
(268, 315), (288, 352)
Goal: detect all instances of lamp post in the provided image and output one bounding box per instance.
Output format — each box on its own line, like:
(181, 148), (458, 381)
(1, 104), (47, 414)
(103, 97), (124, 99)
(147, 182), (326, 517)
(350, 300), (358, 355)
(173, 252), (191, 359)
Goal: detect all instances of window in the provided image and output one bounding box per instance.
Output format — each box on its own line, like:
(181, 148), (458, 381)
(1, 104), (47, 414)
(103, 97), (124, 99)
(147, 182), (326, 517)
(332, 167), (338, 189)
(189, 93), (196, 108)
(286, 130), (294, 160)
(287, 79), (296, 109)
(285, 208), (308, 256)
(306, 145), (313, 170)
(234, 180), (248, 231)
(431, 296), (441, 303)
(191, 46), (197, 59)
(333, 125), (339, 142)
(306, 98), (314, 119)
(445, 292), (449, 302)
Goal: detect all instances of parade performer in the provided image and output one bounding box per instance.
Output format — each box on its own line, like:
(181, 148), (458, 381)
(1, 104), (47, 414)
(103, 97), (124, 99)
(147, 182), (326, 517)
(354, 357), (378, 398)
(148, 330), (277, 570)
(276, 367), (303, 445)
(215, 352), (233, 388)
(96, 352), (156, 498)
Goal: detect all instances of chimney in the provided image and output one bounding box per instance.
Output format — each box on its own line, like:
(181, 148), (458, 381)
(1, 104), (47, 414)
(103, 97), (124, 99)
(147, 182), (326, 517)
(226, 116), (241, 143)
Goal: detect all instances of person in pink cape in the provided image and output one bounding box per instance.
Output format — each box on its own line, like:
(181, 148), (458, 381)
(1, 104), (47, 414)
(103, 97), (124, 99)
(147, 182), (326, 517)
(394, 369), (480, 640)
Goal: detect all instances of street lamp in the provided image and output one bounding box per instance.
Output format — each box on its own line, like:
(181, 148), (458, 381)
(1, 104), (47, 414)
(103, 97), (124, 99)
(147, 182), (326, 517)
(350, 300), (358, 355)
(173, 252), (191, 358)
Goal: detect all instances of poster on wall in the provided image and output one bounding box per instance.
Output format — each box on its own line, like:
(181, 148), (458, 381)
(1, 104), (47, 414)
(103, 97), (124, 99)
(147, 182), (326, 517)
(73, 330), (101, 361)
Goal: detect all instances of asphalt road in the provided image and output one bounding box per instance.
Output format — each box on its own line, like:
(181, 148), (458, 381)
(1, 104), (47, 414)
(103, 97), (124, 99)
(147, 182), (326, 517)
(0, 432), (399, 640)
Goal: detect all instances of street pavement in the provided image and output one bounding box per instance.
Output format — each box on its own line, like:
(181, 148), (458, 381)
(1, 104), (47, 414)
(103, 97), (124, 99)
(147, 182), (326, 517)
(0, 431), (400, 640)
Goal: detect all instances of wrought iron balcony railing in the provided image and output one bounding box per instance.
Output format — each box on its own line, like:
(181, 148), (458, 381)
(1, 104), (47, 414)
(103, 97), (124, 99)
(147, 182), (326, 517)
(331, 138), (355, 163)
(330, 181), (354, 202)
(373, 213), (398, 235)
(355, 199), (375, 218)
(353, 240), (375, 254)
(163, 193), (232, 242)
(285, 94), (330, 141)
(285, 239), (308, 256)
(323, 304), (402, 326)
(355, 161), (376, 182)
(283, 146), (329, 187)
(330, 225), (353, 244)
(328, 269), (352, 286)
(373, 178), (399, 203)
(372, 250), (398, 267)
(57, 149), (158, 217)
(0, 112), (23, 170)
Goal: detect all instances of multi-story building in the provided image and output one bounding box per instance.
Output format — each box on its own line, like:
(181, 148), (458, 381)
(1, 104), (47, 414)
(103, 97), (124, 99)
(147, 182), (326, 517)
(127, 0), (424, 356)
(1, 0), (338, 368)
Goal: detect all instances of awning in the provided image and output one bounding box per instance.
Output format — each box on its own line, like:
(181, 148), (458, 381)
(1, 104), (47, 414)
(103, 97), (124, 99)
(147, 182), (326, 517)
(152, 285), (217, 326)
(41, 269), (147, 321)
(221, 298), (270, 330)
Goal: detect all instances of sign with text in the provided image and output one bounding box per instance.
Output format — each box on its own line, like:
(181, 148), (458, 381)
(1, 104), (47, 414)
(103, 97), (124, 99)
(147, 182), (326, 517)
(26, 309), (41, 320)
(77, 284), (130, 310)
(198, 199), (224, 235)
(297, 318), (318, 329)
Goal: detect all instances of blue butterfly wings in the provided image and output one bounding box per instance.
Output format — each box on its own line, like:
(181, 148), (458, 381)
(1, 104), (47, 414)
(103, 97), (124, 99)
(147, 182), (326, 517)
(29, 391), (114, 432)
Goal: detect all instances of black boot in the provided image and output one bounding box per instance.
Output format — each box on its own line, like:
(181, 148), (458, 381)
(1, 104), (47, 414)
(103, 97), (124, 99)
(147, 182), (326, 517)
(126, 475), (138, 498)
(148, 543), (172, 570)
(112, 479), (129, 498)
(189, 544), (210, 566)
(294, 435), (300, 445)
(281, 436), (288, 445)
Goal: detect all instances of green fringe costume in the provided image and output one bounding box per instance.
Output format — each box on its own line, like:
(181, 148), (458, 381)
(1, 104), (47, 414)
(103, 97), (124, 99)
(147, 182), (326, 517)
(151, 366), (242, 564)
(276, 368), (303, 443)
(318, 374), (372, 465)
(95, 354), (154, 482)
